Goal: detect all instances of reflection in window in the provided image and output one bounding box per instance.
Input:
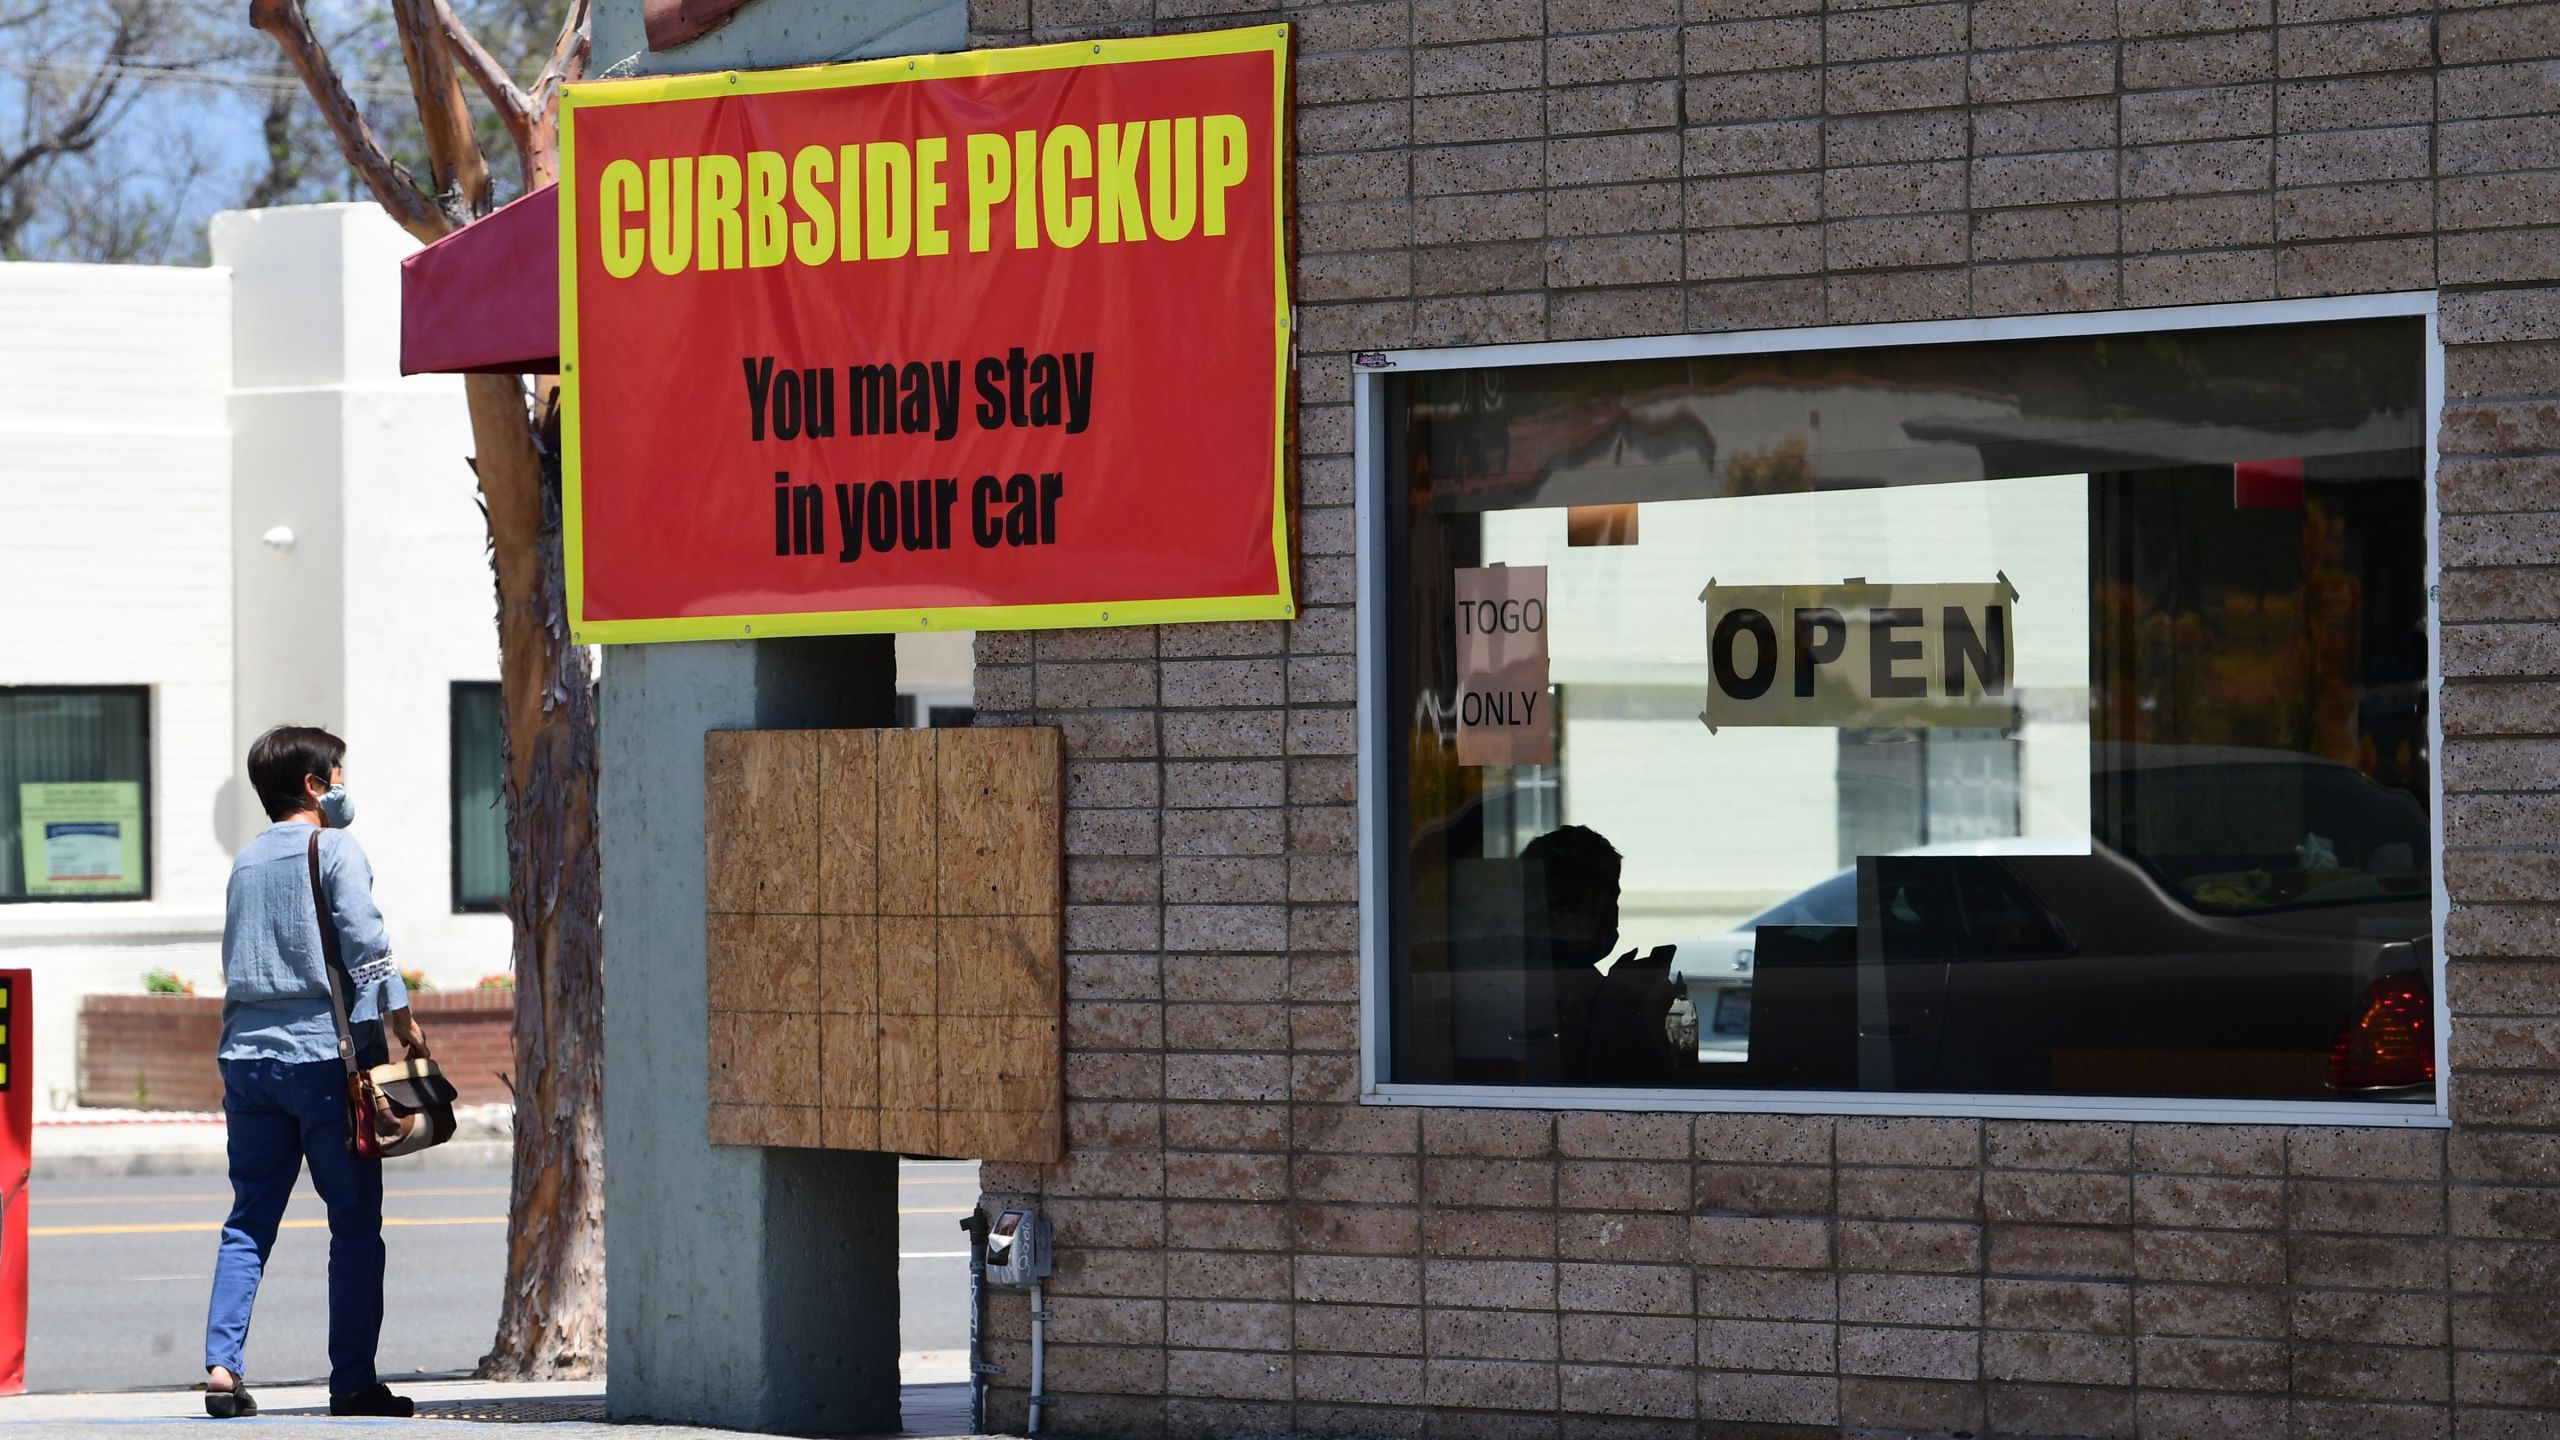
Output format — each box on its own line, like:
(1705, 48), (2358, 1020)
(1388, 315), (2434, 1103)
(1837, 727), (2023, 863)
(0, 688), (151, 902)
(452, 683), (507, 912)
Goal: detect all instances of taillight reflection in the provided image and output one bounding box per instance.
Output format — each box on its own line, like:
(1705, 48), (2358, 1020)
(2330, 971), (2433, 1090)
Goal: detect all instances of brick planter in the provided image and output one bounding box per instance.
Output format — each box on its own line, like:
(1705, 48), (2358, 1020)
(78, 990), (517, 1111)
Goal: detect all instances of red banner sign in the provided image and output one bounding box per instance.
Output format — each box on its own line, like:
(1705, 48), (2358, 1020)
(558, 27), (1293, 642)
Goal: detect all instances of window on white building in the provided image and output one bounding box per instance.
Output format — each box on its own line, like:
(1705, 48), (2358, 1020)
(0, 687), (152, 903)
(451, 682), (507, 913)
(1369, 305), (2437, 1114)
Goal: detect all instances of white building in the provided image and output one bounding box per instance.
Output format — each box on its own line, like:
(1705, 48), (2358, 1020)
(0, 205), (508, 1111)
(0, 202), (976, 1111)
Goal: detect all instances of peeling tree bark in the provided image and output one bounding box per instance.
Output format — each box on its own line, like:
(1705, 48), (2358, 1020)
(466, 377), (606, 1379)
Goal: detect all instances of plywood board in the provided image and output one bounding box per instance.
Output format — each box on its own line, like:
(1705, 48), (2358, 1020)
(816, 729), (880, 915)
(877, 1009), (942, 1156)
(941, 1106), (1056, 1162)
(877, 915), (938, 1018)
(816, 915), (878, 1016)
(936, 916), (1061, 1020)
(875, 730), (938, 917)
(703, 729), (818, 915)
(706, 914), (817, 1014)
(704, 726), (1062, 1163)
(819, 1012), (881, 1110)
(939, 1015), (1059, 1117)
(879, 1105), (939, 1156)
(879, 1012), (940, 1119)
(709, 1010), (818, 1109)
(821, 1103), (881, 1152)
(937, 729), (1063, 917)
(711, 1104), (819, 1149)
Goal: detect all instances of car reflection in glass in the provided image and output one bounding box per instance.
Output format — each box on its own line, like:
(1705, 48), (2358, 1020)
(1666, 744), (2433, 1102)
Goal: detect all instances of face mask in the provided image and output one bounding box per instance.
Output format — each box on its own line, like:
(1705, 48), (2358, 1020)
(317, 783), (356, 829)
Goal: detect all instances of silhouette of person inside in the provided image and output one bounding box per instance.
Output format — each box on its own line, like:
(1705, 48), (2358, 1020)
(1522, 825), (1689, 1086)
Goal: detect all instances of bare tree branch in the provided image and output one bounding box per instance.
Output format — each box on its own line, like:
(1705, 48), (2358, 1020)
(0, 6), (141, 195)
(524, 0), (587, 190)
(247, 0), (449, 241)
(0, 0), (193, 258)
(432, 0), (531, 188)
(240, 81), (303, 209)
(389, 0), (491, 217)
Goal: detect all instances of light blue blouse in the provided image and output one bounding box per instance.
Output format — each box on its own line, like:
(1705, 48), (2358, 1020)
(218, 821), (408, 1064)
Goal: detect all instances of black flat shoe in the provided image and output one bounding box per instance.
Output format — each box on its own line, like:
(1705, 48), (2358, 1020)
(204, 1383), (256, 1418)
(328, 1383), (414, 1417)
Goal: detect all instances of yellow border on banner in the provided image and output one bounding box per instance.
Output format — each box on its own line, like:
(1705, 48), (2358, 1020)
(556, 24), (1295, 645)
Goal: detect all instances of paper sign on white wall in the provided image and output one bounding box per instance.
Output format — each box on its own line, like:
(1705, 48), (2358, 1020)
(1455, 565), (1553, 766)
(19, 781), (144, 896)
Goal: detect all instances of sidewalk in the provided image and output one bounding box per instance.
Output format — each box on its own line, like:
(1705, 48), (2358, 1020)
(0, 1378), (996, 1438)
(31, 1107), (515, 1179)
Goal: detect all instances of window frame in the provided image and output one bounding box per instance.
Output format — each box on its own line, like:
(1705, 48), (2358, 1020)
(1353, 291), (2449, 1128)
(0, 684), (155, 906)
(449, 680), (507, 915)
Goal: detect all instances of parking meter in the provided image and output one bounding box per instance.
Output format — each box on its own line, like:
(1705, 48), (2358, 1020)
(984, 1207), (1051, 1290)
(985, 1207), (1055, 1431)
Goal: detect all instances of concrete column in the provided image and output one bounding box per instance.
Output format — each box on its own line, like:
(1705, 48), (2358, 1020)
(600, 635), (902, 1433)
(582, 8), (963, 1427)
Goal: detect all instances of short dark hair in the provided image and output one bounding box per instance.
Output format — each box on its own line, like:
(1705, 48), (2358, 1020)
(1522, 824), (1621, 912)
(248, 726), (346, 821)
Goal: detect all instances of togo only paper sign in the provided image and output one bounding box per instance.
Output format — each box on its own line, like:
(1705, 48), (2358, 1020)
(1455, 565), (1553, 767)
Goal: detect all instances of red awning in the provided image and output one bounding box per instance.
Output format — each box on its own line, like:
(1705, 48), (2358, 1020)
(398, 183), (559, 376)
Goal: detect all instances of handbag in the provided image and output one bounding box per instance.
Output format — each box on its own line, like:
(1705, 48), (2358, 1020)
(307, 832), (458, 1159)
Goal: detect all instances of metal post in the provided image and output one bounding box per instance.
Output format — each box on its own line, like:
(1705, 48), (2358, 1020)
(1027, 1279), (1047, 1436)
(961, 1209), (990, 1434)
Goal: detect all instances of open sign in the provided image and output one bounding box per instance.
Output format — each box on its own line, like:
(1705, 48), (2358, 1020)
(1700, 579), (2016, 729)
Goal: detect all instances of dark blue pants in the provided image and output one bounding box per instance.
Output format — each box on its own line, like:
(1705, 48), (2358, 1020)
(203, 1056), (383, 1394)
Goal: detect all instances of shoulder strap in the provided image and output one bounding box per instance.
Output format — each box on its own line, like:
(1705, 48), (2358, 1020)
(307, 830), (362, 1078)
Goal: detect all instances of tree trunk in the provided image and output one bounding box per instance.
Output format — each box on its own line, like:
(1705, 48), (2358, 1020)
(463, 373), (606, 1379)
(245, 0), (606, 1383)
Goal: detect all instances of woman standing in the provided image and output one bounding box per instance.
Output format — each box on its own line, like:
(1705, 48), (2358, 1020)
(201, 726), (427, 1418)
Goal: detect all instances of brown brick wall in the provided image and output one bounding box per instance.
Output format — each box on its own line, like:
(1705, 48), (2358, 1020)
(77, 991), (519, 1111)
(965, 1), (2560, 1434)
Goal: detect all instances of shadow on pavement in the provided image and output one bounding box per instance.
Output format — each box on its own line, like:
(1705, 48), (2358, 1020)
(254, 1382), (973, 1436)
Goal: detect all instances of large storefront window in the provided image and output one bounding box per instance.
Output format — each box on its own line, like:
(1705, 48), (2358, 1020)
(1377, 307), (2436, 1110)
